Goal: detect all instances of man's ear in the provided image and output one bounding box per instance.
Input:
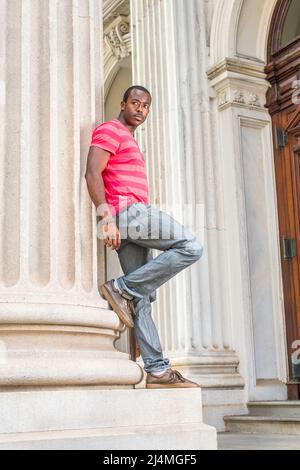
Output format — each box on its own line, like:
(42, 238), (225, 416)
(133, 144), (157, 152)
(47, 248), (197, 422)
(120, 100), (126, 111)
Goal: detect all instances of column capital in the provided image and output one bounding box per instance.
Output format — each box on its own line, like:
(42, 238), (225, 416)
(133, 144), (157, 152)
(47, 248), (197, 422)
(208, 58), (270, 111)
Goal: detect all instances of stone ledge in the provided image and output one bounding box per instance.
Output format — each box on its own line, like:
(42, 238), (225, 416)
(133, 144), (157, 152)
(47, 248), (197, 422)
(0, 388), (217, 450)
(0, 423), (216, 450)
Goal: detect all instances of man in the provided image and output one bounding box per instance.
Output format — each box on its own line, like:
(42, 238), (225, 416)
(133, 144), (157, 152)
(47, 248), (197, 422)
(85, 86), (203, 388)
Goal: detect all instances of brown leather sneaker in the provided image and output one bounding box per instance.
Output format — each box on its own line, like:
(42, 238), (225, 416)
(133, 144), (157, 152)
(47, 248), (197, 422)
(100, 279), (134, 328)
(146, 369), (200, 389)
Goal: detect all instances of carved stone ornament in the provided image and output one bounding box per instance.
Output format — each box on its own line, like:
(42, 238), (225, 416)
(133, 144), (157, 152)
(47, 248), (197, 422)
(218, 91), (228, 106)
(104, 15), (131, 61)
(233, 90), (245, 104)
(218, 88), (263, 109)
(248, 93), (261, 106)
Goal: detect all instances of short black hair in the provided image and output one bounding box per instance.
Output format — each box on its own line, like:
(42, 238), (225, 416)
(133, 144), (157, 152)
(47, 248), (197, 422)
(123, 86), (151, 103)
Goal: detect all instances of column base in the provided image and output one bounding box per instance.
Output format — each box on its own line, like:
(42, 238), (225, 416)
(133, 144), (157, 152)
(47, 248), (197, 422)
(138, 353), (247, 431)
(0, 389), (217, 450)
(0, 321), (142, 387)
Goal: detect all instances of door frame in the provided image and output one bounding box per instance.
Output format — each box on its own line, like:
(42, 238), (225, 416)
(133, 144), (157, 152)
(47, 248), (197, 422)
(265, 0), (300, 399)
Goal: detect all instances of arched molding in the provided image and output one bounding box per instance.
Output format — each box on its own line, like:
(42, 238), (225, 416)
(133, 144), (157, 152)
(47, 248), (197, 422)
(265, 0), (300, 113)
(210, 0), (243, 65)
(210, 0), (278, 66)
(267, 0), (300, 60)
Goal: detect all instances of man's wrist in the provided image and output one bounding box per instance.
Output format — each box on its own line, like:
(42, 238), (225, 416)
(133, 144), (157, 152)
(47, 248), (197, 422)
(96, 203), (115, 222)
(96, 215), (115, 225)
(102, 218), (115, 225)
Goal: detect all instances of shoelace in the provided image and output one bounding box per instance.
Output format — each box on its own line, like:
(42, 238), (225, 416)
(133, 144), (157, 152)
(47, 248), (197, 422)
(126, 299), (135, 316)
(118, 300), (134, 332)
(170, 370), (186, 382)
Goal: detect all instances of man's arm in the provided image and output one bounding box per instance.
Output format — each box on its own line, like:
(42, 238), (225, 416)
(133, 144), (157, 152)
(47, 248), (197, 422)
(85, 146), (121, 250)
(85, 146), (110, 211)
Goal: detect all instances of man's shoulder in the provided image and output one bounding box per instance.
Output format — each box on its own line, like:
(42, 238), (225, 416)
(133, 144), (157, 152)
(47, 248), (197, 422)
(93, 119), (121, 138)
(103, 118), (120, 126)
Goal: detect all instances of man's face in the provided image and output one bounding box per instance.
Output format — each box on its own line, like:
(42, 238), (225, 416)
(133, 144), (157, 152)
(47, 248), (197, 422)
(121, 89), (151, 127)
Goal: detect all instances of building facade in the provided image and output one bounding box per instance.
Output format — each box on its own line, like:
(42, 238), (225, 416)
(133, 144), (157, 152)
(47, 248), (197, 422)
(0, 0), (299, 448)
(104, 0), (300, 427)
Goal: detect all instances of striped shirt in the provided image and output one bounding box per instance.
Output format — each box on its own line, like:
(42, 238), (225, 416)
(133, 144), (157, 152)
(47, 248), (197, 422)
(91, 118), (149, 215)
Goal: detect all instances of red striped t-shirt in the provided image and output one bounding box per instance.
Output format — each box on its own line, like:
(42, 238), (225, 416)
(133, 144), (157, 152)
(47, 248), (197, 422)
(90, 118), (149, 215)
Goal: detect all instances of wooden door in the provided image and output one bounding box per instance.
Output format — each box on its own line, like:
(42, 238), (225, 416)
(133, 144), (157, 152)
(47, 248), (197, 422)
(266, 0), (300, 398)
(271, 108), (300, 398)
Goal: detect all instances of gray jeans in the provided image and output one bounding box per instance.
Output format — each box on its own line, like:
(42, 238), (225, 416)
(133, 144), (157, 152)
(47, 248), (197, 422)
(114, 202), (203, 374)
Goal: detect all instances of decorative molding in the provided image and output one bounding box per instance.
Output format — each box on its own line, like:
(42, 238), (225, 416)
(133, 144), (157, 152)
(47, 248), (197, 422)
(284, 106), (300, 133)
(210, 0), (277, 64)
(103, 0), (130, 27)
(216, 85), (264, 110)
(210, 0), (244, 64)
(265, 46), (300, 114)
(208, 58), (268, 111)
(233, 89), (245, 104)
(267, 0), (294, 60)
(207, 57), (266, 82)
(104, 15), (131, 61)
(218, 91), (229, 107)
(103, 9), (132, 98)
(248, 93), (261, 107)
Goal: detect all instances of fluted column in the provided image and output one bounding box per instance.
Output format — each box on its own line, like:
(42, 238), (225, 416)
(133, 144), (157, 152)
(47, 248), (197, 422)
(131, 0), (243, 387)
(0, 0), (141, 387)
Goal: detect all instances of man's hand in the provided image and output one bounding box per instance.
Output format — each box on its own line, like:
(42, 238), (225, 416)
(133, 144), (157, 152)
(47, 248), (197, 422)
(102, 221), (121, 251)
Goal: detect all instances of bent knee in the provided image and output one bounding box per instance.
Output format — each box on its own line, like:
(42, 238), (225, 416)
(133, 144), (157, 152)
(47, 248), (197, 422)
(186, 238), (203, 260)
(149, 290), (157, 303)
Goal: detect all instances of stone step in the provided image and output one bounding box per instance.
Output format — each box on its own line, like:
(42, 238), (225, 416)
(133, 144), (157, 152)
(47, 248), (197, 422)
(0, 423), (216, 450)
(248, 401), (300, 418)
(224, 416), (300, 435)
(0, 388), (217, 450)
(218, 432), (300, 450)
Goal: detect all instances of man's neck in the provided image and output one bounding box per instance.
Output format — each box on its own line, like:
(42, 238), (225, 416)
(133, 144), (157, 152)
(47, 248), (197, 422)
(117, 115), (136, 135)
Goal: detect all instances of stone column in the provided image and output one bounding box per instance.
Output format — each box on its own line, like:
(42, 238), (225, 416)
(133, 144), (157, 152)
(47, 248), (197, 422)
(131, 0), (243, 390)
(131, 0), (189, 361)
(207, 57), (287, 402)
(0, 0), (141, 387)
